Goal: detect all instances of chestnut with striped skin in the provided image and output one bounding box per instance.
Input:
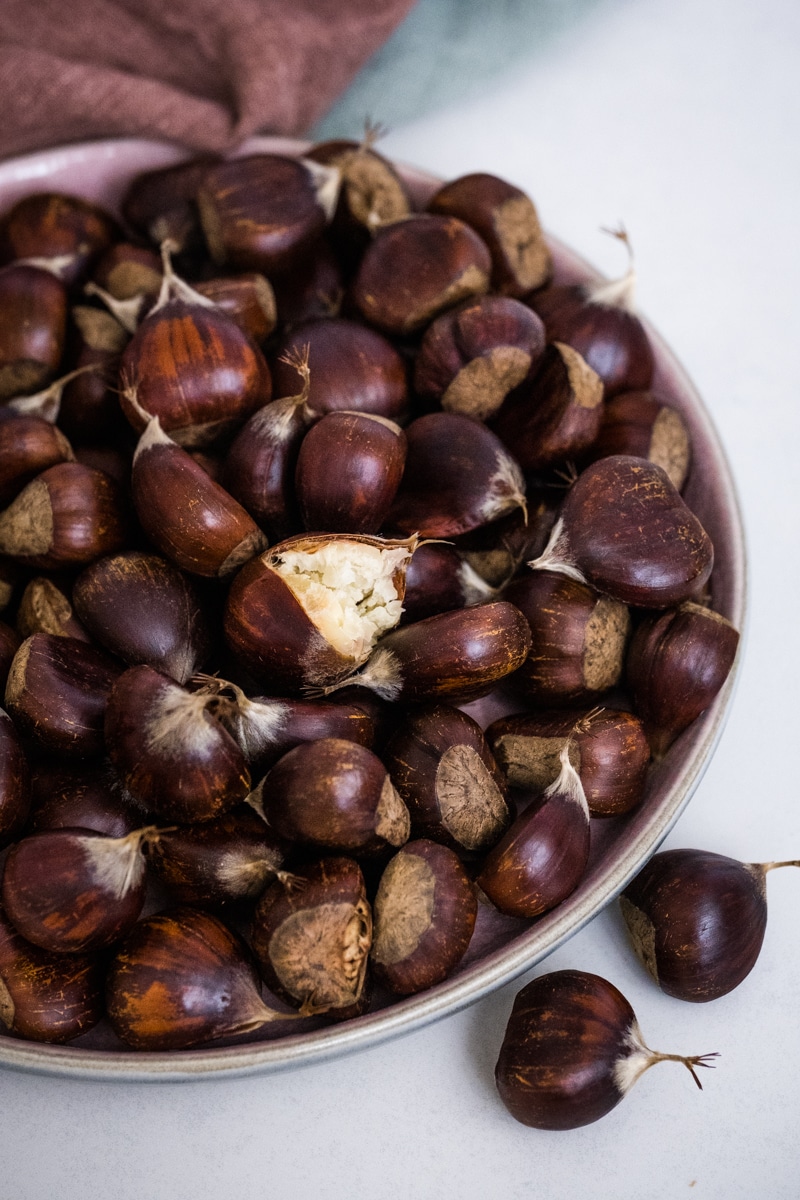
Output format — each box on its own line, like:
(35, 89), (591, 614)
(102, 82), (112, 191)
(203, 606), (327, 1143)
(272, 318), (408, 422)
(296, 411), (407, 535)
(198, 155), (339, 274)
(371, 840), (477, 995)
(73, 551), (211, 684)
(224, 533), (416, 693)
(130, 412), (267, 579)
(5, 633), (120, 757)
(29, 763), (139, 839)
(621, 850), (800, 1002)
(148, 807), (288, 909)
(588, 391), (691, 491)
(260, 738), (410, 857)
(487, 707), (650, 818)
(383, 705), (511, 855)
(0, 413), (74, 506)
(2, 192), (118, 286)
(322, 602), (532, 706)
(120, 245), (272, 448)
(0, 264), (67, 401)
(352, 214), (492, 336)
(428, 173), (551, 298)
(1, 825), (158, 953)
(495, 970), (717, 1129)
(414, 295), (546, 421)
(530, 456), (714, 609)
(107, 907), (296, 1051)
(0, 709), (29, 848)
(400, 542), (497, 625)
(16, 577), (89, 642)
(194, 274), (277, 343)
(105, 665), (252, 824)
(504, 570), (630, 707)
(491, 342), (604, 471)
(626, 602), (740, 758)
(0, 461), (129, 570)
(251, 857), (372, 1018)
(0, 910), (104, 1043)
(477, 743), (590, 919)
(387, 412), (527, 540)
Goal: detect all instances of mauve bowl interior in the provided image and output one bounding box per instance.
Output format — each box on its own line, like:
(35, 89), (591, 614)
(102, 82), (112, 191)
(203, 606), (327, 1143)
(0, 137), (746, 1081)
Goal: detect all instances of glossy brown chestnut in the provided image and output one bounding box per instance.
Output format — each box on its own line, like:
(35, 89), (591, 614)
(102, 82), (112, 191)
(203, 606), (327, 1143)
(371, 839), (477, 994)
(194, 273), (277, 343)
(589, 391), (691, 490)
(197, 155), (338, 274)
(477, 743), (590, 918)
(626, 602), (740, 757)
(620, 849), (799, 1002)
(495, 970), (717, 1129)
(400, 542), (497, 624)
(60, 306), (129, 443)
(107, 906), (294, 1050)
(487, 707), (650, 818)
(1, 825), (156, 953)
(2, 192), (118, 286)
(352, 214), (492, 335)
(105, 665), (252, 823)
(5, 633), (120, 756)
(530, 456), (714, 608)
(387, 412), (526, 539)
(428, 172), (551, 297)
(455, 497), (558, 588)
(0, 264), (67, 400)
(29, 762), (139, 838)
(272, 318), (408, 421)
(383, 705), (511, 854)
(0, 461), (128, 570)
(0, 709), (29, 848)
(270, 238), (343, 326)
(16, 577), (88, 645)
(73, 551), (211, 683)
(92, 242), (162, 302)
(251, 856), (372, 1017)
(306, 135), (411, 249)
(0, 621), (20, 693)
(260, 738), (410, 856)
(130, 413), (267, 578)
(296, 411), (407, 534)
(324, 601), (532, 705)
(0, 413), (74, 506)
(224, 533), (415, 692)
(504, 570), (630, 706)
(148, 807), (287, 908)
(121, 155), (219, 252)
(491, 341), (604, 470)
(414, 295), (546, 420)
(0, 909), (103, 1043)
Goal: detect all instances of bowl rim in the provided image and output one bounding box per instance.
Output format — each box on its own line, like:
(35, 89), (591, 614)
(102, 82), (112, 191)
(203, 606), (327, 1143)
(0, 136), (747, 1082)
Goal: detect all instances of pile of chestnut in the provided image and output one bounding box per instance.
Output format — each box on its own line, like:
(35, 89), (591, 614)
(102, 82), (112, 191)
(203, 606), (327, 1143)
(0, 137), (744, 1111)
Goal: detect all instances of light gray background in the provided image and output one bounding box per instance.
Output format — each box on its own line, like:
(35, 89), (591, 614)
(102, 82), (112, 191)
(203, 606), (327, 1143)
(2, 0), (800, 1196)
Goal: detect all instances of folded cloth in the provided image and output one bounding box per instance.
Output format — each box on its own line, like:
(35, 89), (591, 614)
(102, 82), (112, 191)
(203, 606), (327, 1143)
(0, 0), (416, 158)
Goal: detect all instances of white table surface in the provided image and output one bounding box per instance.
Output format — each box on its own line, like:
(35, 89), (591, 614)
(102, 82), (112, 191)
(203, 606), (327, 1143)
(2, 1), (800, 1196)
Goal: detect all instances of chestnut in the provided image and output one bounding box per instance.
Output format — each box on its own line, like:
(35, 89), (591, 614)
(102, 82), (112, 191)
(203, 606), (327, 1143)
(0, 412), (74, 506)
(0, 708), (30, 848)
(531, 455), (714, 608)
(0, 910), (104, 1043)
(259, 738), (410, 856)
(270, 238), (343, 326)
(589, 390), (691, 490)
(60, 307), (129, 443)
(107, 907), (295, 1050)
(0, 621), (19, 693)
(306, 133), (411, 251)
(73, 551), (211, 683)
(371, 840), (477, 994)
(428, 172), (551, 297)
(251, 857), (372, 1017)
(5, 633), (120, 757)
(272, 318), (408, 421)
(456, 497), (558, 588)
(352, 214), (492, 335)
(487, 707), (650, 818)
(495, 970), (717, 1129)
(621, 849), (800, 1002)
(400, 542), (496, 624)
(105, 665), (251, 823)
(0, 461), (128, 570)
(16, 576), (89, 642)
(121, 155), (219, 253)
(193, 273), (277, 343)
(91, 242), (162, 302)
(383, 705), (511, 854)
(387, 412), (526, 539)
(29, 762), (139, 838)
(0, 264), (67, 400)
(490, 341), (604, 471)
(197, 155), (339, 274)
(626, 601), (740, 757)
(1, 825), (157, 953)
(295, 411), (407, 534)
(224, 533), (415, 692)
(2, 192), (118, 286)
(504, 570), (630, 706)
(414, 295), (546, 420)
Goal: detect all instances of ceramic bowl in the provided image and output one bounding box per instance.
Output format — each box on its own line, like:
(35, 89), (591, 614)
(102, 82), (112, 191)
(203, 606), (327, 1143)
(0, 137), (746, 1080)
